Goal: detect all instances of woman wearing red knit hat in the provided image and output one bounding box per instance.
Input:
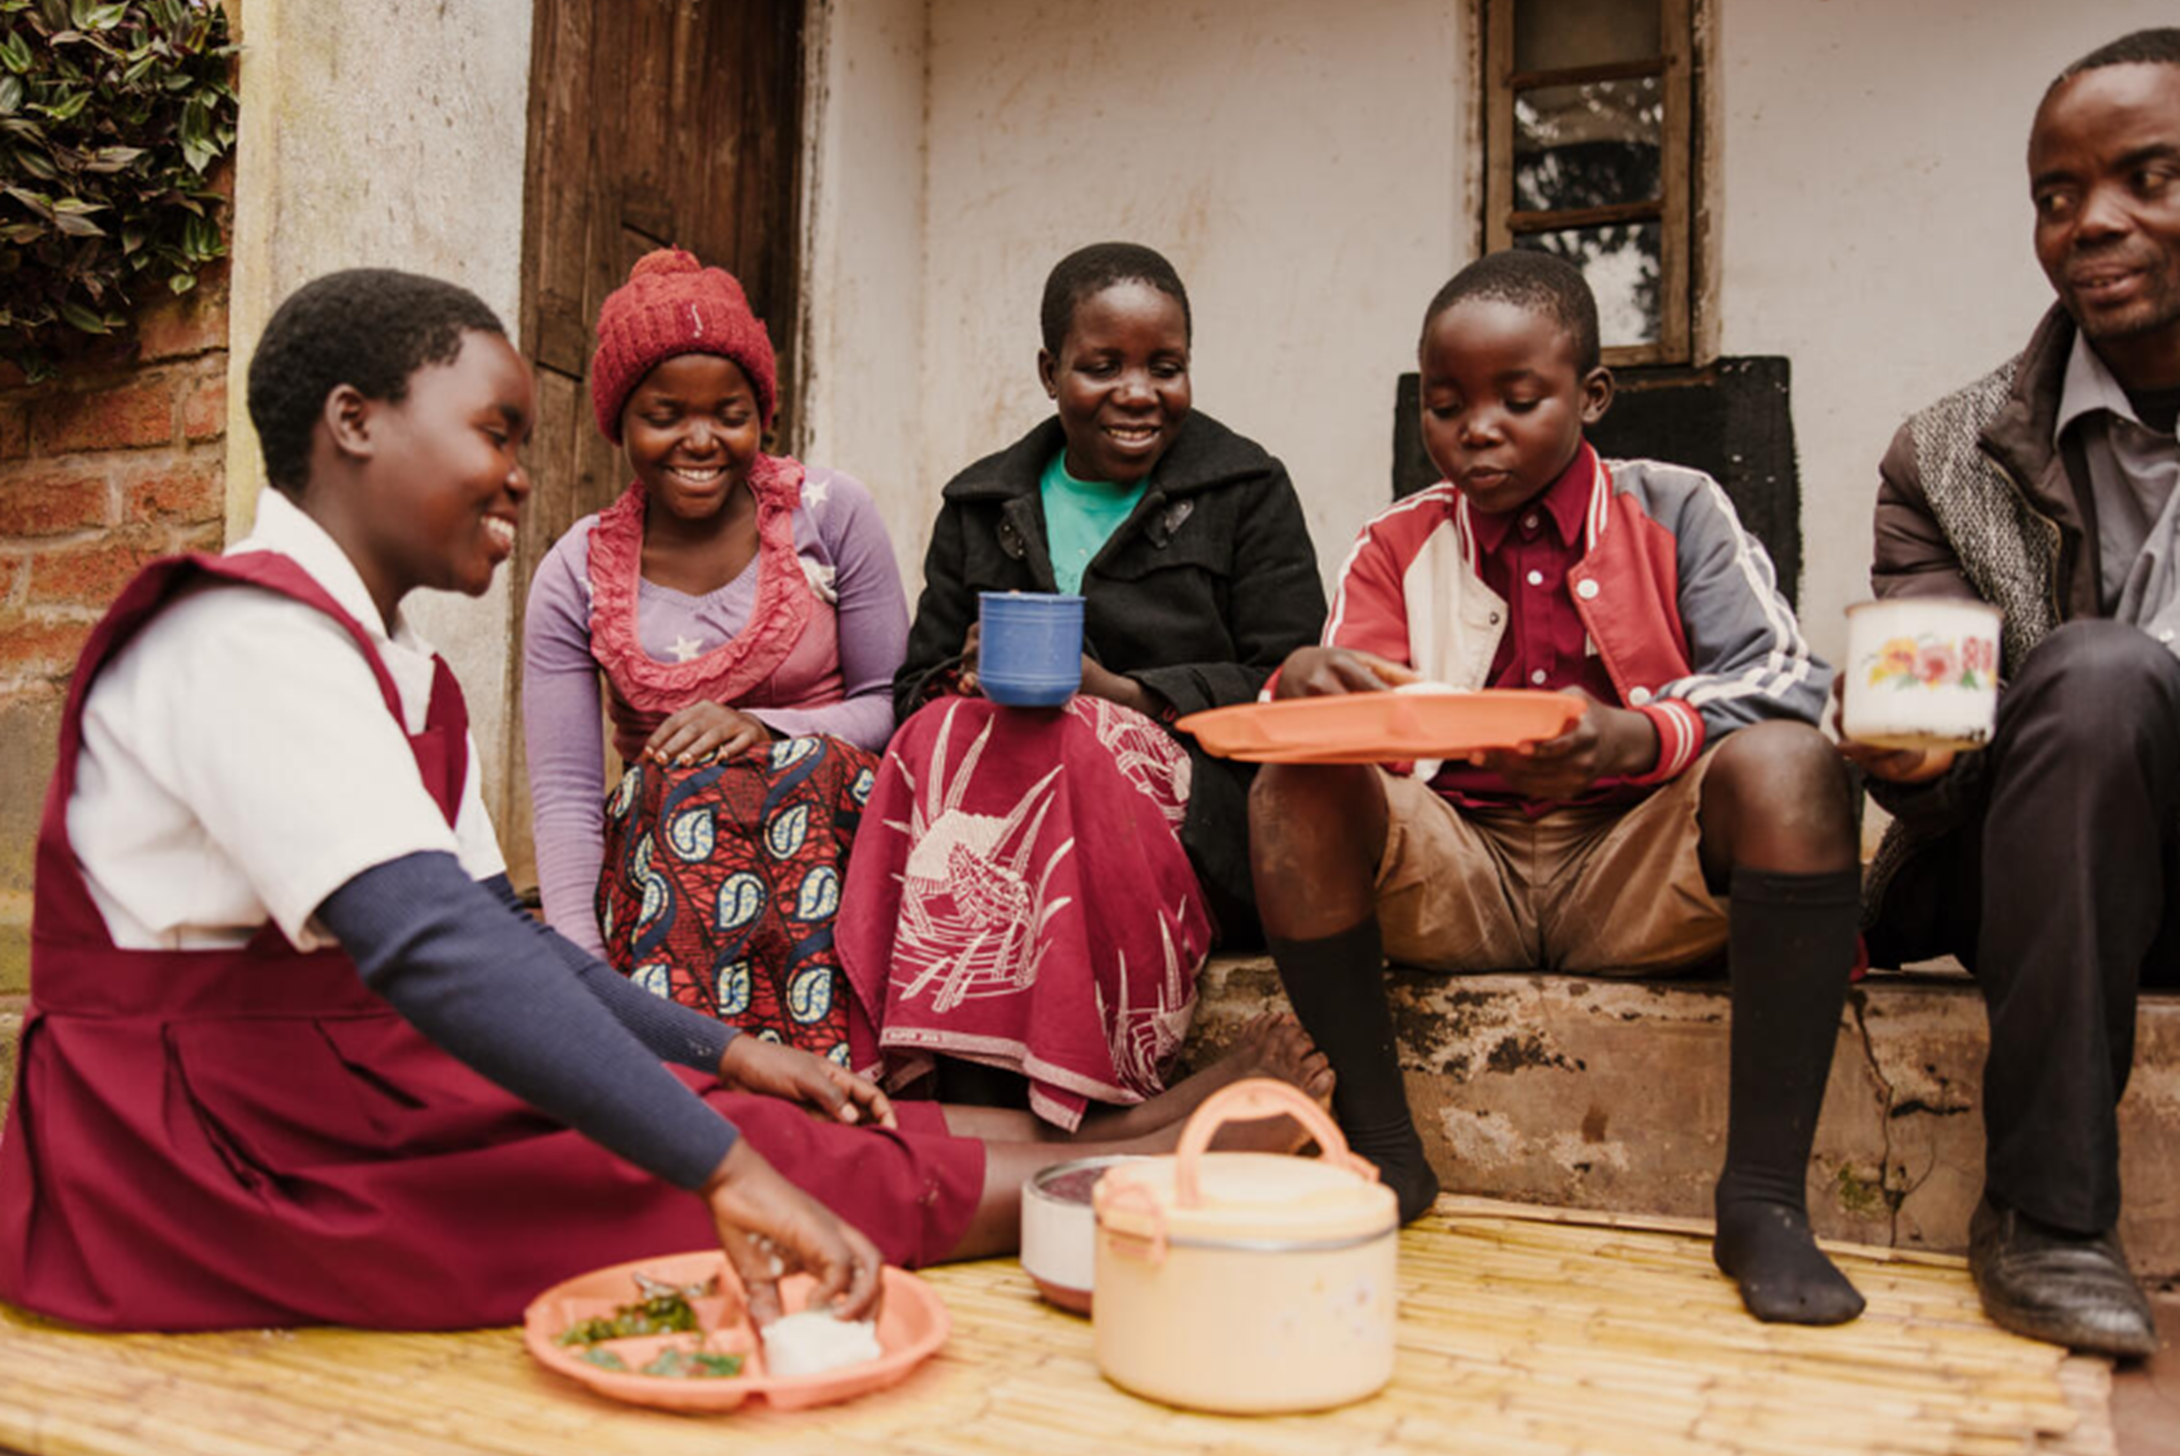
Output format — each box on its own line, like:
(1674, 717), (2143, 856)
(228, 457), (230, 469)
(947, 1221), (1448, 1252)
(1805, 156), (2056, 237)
(523, 249), (905, 1063)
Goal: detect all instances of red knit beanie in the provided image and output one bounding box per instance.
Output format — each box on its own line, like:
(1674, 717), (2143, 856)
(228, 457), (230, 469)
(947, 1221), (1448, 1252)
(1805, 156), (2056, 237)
(589, 248), (778, 444)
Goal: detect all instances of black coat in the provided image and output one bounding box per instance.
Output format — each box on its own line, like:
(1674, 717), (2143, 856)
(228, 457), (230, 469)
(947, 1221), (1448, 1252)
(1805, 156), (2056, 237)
(894, 411), (1327, 925)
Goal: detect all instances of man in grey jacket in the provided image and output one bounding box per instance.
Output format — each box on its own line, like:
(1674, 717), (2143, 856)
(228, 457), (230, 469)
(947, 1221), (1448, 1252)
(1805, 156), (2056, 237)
(1845, 28), (2180, 1359)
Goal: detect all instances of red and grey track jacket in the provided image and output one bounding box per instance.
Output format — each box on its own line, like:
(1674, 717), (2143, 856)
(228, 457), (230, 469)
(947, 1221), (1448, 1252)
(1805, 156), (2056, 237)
(1320, 443), (1826, 783)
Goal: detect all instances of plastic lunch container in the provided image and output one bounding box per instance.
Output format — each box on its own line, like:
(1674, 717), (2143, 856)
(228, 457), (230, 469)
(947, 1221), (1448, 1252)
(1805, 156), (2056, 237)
(1091, 1079), (1400, 1413)
(1020, 1154), (1146, 1313)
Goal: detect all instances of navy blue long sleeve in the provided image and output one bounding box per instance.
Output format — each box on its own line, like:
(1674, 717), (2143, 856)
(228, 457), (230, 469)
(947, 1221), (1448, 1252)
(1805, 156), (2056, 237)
(317, 852), (735, 1190)
(478, 872), (739, 1073)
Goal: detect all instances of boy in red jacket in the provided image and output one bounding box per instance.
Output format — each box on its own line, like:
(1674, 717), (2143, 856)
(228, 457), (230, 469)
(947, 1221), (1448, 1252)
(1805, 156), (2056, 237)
(1252, 251), (1865, 1326)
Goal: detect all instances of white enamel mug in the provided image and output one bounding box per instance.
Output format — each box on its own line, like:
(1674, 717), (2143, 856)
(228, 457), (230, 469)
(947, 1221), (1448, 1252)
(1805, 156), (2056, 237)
(1841, 598), (2004, 752)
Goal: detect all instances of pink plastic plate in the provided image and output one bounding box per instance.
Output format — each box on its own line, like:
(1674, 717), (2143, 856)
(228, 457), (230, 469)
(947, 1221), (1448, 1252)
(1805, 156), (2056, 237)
(523, 1251), (949, 1413)
(1177, 688), (1582, 764)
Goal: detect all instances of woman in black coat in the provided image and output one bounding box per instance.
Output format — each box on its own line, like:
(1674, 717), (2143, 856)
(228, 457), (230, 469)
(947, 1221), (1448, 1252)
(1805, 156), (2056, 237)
(838, 243), (1325, 1130)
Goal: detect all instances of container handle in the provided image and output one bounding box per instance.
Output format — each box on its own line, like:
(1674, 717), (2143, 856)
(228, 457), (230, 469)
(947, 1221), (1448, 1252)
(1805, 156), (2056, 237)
(1097, 1176), (1169, 1267)
(1172, 1077), (1378, 1209)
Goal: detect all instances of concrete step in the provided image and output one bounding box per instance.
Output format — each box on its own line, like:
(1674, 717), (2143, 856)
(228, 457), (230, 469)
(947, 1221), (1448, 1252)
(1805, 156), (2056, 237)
(1182, 957), (2180, 1280)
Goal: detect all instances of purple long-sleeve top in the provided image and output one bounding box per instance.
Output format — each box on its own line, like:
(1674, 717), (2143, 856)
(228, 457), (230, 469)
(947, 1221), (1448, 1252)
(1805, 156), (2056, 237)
(523, 466), (907, 958)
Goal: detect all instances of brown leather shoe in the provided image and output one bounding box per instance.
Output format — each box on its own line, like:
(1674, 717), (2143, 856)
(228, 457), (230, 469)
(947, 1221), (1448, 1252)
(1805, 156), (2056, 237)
(1969, 1197), (2161, 1360)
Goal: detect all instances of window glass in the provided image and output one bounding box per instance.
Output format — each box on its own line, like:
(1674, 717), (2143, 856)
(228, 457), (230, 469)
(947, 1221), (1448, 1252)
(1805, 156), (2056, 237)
(1516, 223), (1662, 348)
(1490, 0), (1687, 362)
(1512, 0), (1660, 73)
(1513, 76), (1663, 212)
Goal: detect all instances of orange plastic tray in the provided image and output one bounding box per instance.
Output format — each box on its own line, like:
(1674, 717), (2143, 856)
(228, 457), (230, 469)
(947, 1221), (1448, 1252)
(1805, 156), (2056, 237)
(1176, 688), (1582, 764)
(522, 1250), (949, 1413)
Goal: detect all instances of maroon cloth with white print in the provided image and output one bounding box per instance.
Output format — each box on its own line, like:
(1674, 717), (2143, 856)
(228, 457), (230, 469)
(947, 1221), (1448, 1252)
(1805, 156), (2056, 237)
(839, 694), (1213, 1130)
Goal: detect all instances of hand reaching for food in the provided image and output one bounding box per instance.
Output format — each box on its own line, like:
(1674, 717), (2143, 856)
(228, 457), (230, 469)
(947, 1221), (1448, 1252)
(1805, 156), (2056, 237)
(701, 1139), (885, 1327)
(1272, 645), (1422, 699)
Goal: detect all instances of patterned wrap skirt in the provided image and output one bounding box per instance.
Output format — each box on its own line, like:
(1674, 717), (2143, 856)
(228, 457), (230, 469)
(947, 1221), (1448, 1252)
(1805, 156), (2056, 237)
(598, 734), (879, 1064)
(839, 696), (1214, 1129)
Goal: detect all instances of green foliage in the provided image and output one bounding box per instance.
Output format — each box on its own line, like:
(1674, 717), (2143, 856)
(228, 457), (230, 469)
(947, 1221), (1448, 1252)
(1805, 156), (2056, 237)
(0, 0), (236, 382)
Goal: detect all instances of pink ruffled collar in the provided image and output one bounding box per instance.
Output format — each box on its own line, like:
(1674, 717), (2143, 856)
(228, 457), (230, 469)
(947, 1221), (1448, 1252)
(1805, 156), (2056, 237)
(585, 454), (814, 714)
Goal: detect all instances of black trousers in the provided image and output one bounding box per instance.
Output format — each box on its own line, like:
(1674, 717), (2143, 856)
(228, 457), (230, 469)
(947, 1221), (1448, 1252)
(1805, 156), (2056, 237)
(1867, 620), (2180, 1233)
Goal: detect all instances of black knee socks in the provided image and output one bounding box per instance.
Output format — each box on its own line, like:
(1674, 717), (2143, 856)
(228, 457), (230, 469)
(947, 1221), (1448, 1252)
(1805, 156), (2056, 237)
(1711, 864), (1867, 1325)
(1266, 919), (1439, 1222)
(1264, 866), (1864, 1297)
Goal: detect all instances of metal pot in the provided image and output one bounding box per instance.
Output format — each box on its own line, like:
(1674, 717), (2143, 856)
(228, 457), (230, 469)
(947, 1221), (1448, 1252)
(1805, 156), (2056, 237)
(1092, 1079), (1399, 1413)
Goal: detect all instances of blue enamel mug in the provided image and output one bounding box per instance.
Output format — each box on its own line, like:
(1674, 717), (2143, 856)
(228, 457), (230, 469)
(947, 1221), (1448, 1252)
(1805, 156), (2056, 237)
(978, 591), (1084, 708)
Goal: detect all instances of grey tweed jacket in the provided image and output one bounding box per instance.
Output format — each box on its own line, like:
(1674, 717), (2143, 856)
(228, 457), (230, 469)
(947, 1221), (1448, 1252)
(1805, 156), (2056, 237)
(1862, 306), (2091, 929)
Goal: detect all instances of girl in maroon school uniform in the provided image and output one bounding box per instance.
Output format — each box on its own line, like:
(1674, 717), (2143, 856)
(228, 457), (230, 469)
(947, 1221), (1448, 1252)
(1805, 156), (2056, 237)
(0, 269), (1328, 1332)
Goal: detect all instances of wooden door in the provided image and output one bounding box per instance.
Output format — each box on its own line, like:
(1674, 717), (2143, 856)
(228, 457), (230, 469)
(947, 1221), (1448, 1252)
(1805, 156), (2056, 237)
(504, 0), (806, 888)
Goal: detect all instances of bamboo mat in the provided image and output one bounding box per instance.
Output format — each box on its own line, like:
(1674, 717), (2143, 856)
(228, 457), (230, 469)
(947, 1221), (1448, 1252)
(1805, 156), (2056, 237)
(0, 1195), (2109, 1456)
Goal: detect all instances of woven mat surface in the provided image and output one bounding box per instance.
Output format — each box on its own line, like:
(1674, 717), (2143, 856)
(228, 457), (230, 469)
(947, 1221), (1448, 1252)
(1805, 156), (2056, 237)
(0, 1195), (2110, 1456)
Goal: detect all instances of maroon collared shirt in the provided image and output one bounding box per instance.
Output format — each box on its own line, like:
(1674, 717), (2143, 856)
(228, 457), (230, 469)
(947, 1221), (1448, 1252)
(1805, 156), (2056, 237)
(1431, 449), (1644, 814)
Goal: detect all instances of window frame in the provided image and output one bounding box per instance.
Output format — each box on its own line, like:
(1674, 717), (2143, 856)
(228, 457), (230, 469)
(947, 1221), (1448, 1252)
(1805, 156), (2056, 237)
(1481, 0), (1695, 367)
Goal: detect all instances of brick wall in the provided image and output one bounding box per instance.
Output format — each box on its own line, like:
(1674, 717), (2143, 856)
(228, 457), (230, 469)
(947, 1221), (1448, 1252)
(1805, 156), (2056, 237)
(0, 267), (231, 995)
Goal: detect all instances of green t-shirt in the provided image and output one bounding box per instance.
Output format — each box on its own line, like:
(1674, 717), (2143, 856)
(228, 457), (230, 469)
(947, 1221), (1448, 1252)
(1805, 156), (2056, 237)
(1040, 450), (1147, 595)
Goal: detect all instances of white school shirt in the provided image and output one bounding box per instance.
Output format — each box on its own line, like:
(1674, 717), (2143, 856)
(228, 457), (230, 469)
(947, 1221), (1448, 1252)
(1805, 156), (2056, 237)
(68, 488), (506, 951)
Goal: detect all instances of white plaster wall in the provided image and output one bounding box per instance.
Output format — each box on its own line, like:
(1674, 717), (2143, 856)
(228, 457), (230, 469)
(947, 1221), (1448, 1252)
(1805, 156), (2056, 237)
(220, 0), (2165, 801)
(796, 0), (932, 583)
(912, 0), (1472, 587)
(224, 0), (533, 810)
(1716, 0), (2178, 663)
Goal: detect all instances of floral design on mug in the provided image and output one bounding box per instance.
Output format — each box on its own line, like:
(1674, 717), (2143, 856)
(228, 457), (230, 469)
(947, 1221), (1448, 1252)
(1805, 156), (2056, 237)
(1864, 633), (1995, 691)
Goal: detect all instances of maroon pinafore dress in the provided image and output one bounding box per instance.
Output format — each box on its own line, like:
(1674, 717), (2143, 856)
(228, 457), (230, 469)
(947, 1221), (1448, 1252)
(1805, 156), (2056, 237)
(0, 553), (981, 1331)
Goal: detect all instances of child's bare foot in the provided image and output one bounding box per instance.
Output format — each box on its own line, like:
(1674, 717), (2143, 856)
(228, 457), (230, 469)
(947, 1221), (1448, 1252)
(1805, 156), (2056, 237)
(1076, 1013), (1334, 1142)
(1217, 1011), (1337, 1107)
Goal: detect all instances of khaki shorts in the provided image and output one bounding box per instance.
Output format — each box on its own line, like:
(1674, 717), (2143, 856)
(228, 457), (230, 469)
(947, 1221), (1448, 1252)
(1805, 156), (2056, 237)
(1375, 748), (1727, 975)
